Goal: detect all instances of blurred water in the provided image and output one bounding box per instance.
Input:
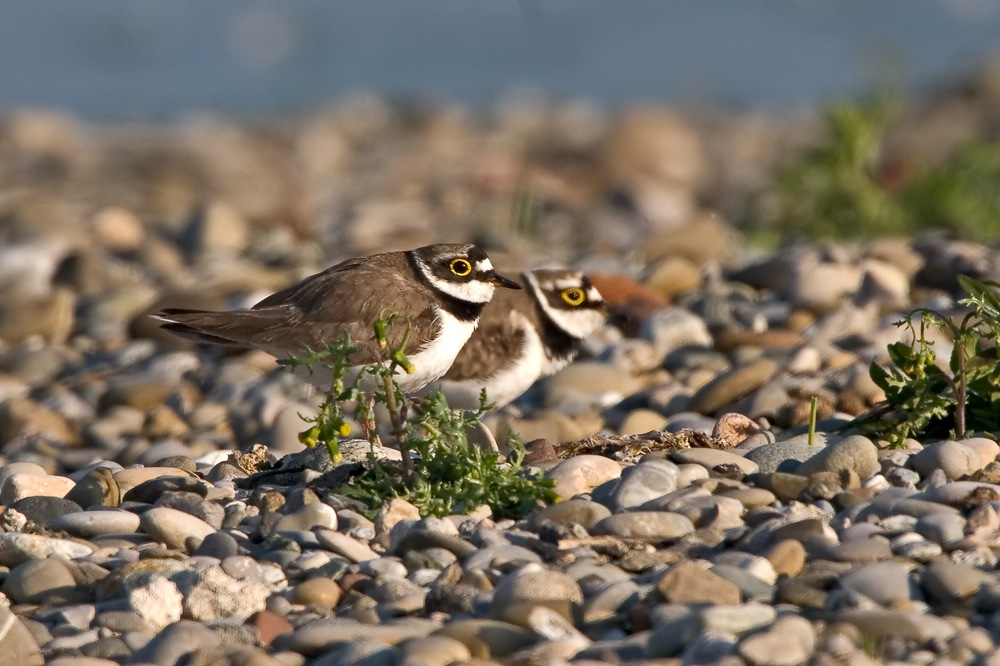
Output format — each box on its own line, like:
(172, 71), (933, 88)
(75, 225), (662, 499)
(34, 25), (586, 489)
(1, 0), (999, 120)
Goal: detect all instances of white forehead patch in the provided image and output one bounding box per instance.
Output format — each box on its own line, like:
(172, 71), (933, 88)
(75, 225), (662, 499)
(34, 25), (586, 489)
(525, 270), (604, 339)
(474, 259), (493, 273)
(552, 277), (584, 291)
(586, 286), (603, 302)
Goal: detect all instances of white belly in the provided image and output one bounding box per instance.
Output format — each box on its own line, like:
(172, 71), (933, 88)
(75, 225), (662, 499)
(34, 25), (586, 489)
(287, 307), (476, 394)
(396, 307), (478, 393)
(437, 312), (547, 408)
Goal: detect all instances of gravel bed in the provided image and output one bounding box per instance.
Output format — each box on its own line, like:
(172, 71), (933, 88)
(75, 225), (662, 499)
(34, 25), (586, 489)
(3, 79), (1000, 665)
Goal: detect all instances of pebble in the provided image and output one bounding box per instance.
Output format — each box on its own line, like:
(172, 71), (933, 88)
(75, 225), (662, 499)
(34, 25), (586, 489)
(1, 96), (999, 666)
(491, 567), (583, 627)
(529, 498), (611, 530)
(138, 506), (217, 551)
(0, 533), (93, 566)
(688, 358), (778, 414)
(744, 434), (829, 474)
(606, 458), (679, 510)
(0, 472), (75, 503)
(910, 440), (982, 480)
(657, 560), (741, 604)
(593, 511), (694, 542)
(671, 447), (760, 475)
(794, 434), (879, 479)
(547, 455), (623, 499)
(738, 615), (816, 666)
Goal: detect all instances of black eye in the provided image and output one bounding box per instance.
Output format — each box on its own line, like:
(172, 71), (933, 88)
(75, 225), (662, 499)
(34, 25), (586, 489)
(561, 288), (585, 306)
(450, 258), (472, 276)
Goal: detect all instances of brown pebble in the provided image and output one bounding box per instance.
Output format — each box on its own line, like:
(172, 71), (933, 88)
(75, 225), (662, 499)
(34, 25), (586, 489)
(762, 539), (806, 577)
(338, 572), (373, 594)
(245, 610), (293, 645)
(292, 577), (341, 608)
(657, 560), (740, 604)
(524, 438), (558, 463)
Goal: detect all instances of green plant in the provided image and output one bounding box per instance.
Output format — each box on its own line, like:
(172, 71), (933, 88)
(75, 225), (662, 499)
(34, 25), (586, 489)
(855, 275), (1000, 447)
(282, 318), (558, 519)
(764, 98), (905, 239)
(756, 97), (1000, 242)
(901, 140), (1000, 243)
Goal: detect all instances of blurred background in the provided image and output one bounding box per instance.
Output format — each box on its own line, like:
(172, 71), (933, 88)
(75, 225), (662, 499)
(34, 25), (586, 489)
(2, 0), (1000, 357)
(3, 1), (1000, 119)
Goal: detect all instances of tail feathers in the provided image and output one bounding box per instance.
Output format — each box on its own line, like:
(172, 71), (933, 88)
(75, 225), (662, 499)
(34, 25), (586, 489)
(153, 307), (295, 348)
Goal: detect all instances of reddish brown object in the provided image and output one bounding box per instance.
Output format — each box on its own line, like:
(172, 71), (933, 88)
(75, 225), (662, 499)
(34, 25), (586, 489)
(588, 272), (670, 336)
(245, 610), (293, 645)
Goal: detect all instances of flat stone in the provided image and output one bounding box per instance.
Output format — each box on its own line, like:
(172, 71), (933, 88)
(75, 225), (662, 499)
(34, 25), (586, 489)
(920, 560), (994, 604)
(607, 459), (679, 510)
(529, 498), (611, 530)
(49, 509), (140, 538)
(701, 602), (776, 635)
(744, 434), (829, 474)
(123, 475), (209, 503)
(127, 619), (220, 665)
(274, 501), (338, 533)
(619, 408), (668, 435)
(245, 610), (294, 645)
(816, 535), (893, 562)
(593, 511), (694, 542)
(0, 473), (75, 504)
(8, 495), (82, 527)
(959, 437), (1000, 467)
(834, 609), (957, 642)
(491, 567), (583, 628)
(688, 358), (778, 414)
(1, 556), (79, 604)
(795, 435), (879, 479)
(0, 604), (43, 665)
(761, 540), (805, 577)
(738, 615), (815, 666)
(314, 527), (378, 562)
(672, 448), (759, 475)
(432, 618), (536, 658)
(113, 466), (197, 494)
(910, 440), (980, 480)
(139, 506), (217, 551)
(718, 487), (775, 508)
(547, 455), (623, 500)
(713, 552), (777, 585)
(914, 511), (965, 546)
(0, 533), (93, 566)
(657, 560), (741, 604)
(922, 481), (1000, 508)
(274, 617), (438, 656)
(398, 635), (472, 666)
(839, 561), (917, 607)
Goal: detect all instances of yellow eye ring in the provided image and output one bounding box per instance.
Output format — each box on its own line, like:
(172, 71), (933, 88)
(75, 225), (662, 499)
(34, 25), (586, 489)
(450, 258), (472, 276)
(561, 288), (585, 306)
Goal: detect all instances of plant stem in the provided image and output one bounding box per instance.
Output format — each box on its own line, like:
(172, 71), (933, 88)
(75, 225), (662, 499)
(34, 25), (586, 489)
(382, 374), (414, 483)
(954, 335), (968, 438)
(808, 396), (818, 446)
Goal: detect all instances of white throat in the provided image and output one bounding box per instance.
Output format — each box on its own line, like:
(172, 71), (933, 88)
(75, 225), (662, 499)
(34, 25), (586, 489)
(398, 306), (478, 392)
